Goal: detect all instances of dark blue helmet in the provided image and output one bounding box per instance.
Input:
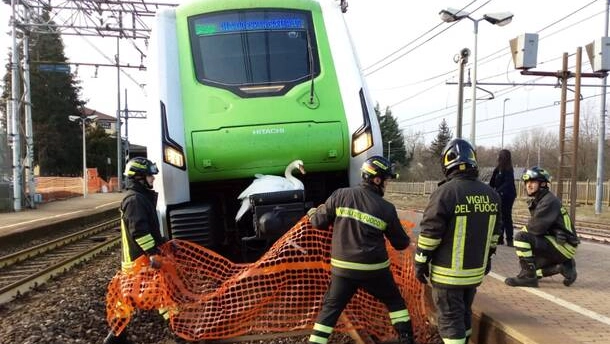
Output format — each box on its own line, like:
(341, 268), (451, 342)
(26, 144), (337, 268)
(361, 155), (397, 181)
(441, 138), (477, 175)
(124, 157), (158, 179)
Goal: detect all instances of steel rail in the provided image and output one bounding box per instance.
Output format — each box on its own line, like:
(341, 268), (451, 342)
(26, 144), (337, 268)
(0, 218), (119, 269)
(0, 219), (120, 304)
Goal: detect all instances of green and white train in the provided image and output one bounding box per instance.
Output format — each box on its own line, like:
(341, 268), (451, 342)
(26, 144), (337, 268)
(146, 0), (383, 257)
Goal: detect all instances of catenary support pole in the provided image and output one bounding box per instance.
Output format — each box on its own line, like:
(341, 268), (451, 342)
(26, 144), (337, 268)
(10, 0), (22, 212)
(116, 36), (122, 192)
(595, 0), (609, 214)
(23, 10), (36, 208)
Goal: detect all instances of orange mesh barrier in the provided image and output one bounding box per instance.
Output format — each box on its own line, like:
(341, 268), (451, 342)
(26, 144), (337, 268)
(33, 172), (112, 202)
(106, 218), (439, 343)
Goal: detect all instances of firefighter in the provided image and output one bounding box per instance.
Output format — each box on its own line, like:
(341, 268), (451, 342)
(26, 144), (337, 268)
(307, 155), (416, 344)
(504, 167), (578, 288)
(103, 157), (168, 344)
(414, 138), (501, 344)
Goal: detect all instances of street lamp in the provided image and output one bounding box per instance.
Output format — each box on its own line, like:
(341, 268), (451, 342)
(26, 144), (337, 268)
(501, 98), (510, 148)
(387, 140), (392, 162)
(440, 7), (514, 145)
(69, 114), (98, 198)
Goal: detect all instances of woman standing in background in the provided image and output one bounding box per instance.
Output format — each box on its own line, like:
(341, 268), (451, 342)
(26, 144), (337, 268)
(490, 149), (517, 246)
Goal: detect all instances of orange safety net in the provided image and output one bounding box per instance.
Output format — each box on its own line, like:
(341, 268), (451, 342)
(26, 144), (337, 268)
(34, 170), (113, 202)
(106, 218), (439, 343)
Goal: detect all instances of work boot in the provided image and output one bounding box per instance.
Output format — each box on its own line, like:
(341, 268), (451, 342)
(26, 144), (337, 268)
(540, 264), (562, 278)
(561, 259), (577, 286)
(505, 258), (538, 287)
(506, 238), (514, 247)
(103, 331), (133, 344)
(397, 332), (415, 344)
(394, 321), (415, 344)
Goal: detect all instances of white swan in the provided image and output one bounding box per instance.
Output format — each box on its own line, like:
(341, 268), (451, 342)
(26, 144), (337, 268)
(235, 160), (306, 222)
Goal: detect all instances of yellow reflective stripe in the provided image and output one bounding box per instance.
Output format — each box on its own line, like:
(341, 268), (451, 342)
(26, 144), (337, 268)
(309, 335), (328, 344)
(516, 250), (533, 257)
(514, 241), (530, 249)
(120, 211), (134, 266)
(159, 307), (170, 320)
(431, 273), (483, 286)
(561, 207), (574, 233)
(545, 235), (576, 258)
(126, 161), (147, 176)
(417, 236), (441, 250)
(430, 215), (489, 285)
(313, 323), (333, 334)
(330, 258), (390, 271)
(442, 338), (466, 344)
(389, 309), (410, 324)
(432, 264), (486, 277)
(486, 215), (497, 255)
(335, 207), (387, 231)
(415, 252), (428, 263)
(135, 234), (156, 251)
(121, 261), (135, 271)
(451, 216), (467, 271)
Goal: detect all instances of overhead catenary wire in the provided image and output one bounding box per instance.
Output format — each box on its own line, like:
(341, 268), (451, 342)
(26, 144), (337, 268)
(362, 0), (487, 77)
(385, 2), (603, 137)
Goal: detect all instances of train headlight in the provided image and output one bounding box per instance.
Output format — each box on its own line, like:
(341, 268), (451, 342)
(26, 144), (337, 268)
(352, 129), (373, 156)
(164, 145), (185, 169)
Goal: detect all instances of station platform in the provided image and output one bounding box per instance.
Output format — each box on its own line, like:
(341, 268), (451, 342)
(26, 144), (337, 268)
(400, 210), (610, 344)
(0, 192), (123, 240)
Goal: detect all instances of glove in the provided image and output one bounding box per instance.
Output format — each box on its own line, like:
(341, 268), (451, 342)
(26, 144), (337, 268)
(555, 230), (568, 245)
(485, 247), (495, 275)
(485, 258), (492, 275)
(149, 254), (162, 269)
(306, 207), (317, 220)
(414, 262), (429, 284)
(168, 240), (180, 253)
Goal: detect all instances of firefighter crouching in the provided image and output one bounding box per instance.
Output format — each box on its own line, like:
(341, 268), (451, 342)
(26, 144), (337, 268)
(504, 167), (578, 288)
(415, 138), (501, 344)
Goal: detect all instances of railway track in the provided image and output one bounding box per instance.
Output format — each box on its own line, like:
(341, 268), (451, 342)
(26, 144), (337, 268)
(513, 215), (610, 244)
(0, 218), (120, 304)
(404, 207), (610, 244)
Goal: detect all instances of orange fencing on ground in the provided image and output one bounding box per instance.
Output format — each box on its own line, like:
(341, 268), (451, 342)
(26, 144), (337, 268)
(33, 169), (113, 202)
(106, 219), (440, 343)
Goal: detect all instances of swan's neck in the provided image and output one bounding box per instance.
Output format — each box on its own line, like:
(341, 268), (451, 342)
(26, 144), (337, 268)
(285, 164), (300, 185)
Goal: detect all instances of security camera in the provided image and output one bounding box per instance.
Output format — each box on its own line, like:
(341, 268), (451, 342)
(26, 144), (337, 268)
(460, 48), (471, 58)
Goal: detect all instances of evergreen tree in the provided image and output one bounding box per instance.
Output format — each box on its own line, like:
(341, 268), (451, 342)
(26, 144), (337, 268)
(1, 10), (83, 176)
(429, 118), (453, 159)
(374, 103), (409, 166)
(87, 125), (117, 181)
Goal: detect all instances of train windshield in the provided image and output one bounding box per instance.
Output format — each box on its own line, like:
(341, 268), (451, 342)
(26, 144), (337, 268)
(189, 10), (320, 95)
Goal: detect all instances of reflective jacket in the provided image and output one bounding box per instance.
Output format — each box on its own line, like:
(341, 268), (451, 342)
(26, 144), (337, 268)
(525, 188), (578, 255)
(120, 179), (165, 270)
(416, 171), (501, 288)
(310, 182), (410, 278)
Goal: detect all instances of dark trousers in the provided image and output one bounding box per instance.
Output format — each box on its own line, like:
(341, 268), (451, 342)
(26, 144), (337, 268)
(500, 197), (515, 241)
(314, 269), (407, 328)
(432, 287), (476, 341)
(514, 231), (575, 268)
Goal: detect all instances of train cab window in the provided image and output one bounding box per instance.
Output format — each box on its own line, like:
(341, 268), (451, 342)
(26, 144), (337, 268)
(189, 9), (320, 97)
